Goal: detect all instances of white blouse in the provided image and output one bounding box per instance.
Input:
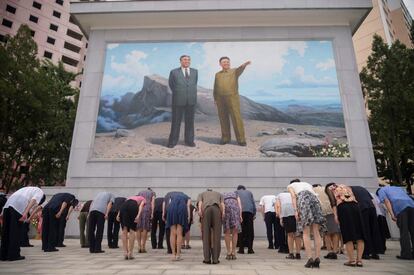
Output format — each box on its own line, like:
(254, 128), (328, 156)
(287, 182), (317, 196)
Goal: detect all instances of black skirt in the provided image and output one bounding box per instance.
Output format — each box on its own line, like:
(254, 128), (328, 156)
(120, 200), (138, 231)
(283, 216), (297, 233)
(337, 201), (365, 243)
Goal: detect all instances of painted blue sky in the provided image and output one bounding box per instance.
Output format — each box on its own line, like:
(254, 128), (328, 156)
(101, 41), (341, 104)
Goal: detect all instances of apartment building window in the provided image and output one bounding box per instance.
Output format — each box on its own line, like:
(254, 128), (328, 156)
(62, 55), (78, 67)
(32, 1), (42, 10)
(53, 11), (61, 19)
(2, 19), (13, 28)
(44, 51), (53, 59)
(47, 37), (56, 45)
(56, 0), (64, 5)
(30, 30), (35, 37)
(50, 23), (58, 31)
(66, 29), (83, 41)
(0, 34), (8, 43)
(64, 41), (81, 53)
(6, 5), (17, 14)
(29, 15), (39, 24)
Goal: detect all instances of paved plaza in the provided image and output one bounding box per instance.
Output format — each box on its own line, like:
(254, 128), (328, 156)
(0, 239), (413, 275)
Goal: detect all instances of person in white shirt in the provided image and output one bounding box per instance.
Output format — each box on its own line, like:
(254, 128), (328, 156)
(287, 179), (326, 268)
(276, 192), (302, 260)
(0, 187), (45, 261)
(259, 195), (287, 252)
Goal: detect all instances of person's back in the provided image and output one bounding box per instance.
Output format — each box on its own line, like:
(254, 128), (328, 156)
(351, 186), (375, 211)
(45, 193), (75, 210)
(259, 195), (276, 213)
(154, 197), (164, 213)
(90, 192), (115, 214)
(236, 189), (256, 215)
(379, 186), (414, 213)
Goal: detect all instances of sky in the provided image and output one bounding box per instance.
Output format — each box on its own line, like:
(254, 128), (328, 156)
(403, 0), (414, 15)
(101, 40), (341, 104)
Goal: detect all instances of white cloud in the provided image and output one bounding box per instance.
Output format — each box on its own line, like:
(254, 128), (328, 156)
(107, 43), (119, 50)
(110, 50), (150, 78)
(102, 74), (133, 93)
(198, 41), (308, 87)
(277, 66), (337, 88)
(316, 59), (335, 71)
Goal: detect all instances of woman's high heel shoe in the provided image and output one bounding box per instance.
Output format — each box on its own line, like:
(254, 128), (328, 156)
(313, 257), (320, 268)
(304, 258), (314, 268)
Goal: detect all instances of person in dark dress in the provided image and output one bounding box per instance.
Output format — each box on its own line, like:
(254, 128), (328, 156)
(42, 193), (78, 252)
(151, 197), (165, 249)
(166, 192), (191, 261)
(351, 186), (382, 260)
(326, 183), (365, 267)
(108, 197), (126, 249)
(163, 191), (184, 254)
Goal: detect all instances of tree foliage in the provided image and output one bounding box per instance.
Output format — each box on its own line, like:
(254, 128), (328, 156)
(360, 33), (414, 191)
(0, 25), (79, 192)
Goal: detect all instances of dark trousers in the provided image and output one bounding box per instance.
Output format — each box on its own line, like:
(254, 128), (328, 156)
(264, 212), (287, 250)
(397, 207), (414, 259)
(88, 211), (105, 253)
(57, 209), (68, 246)
(166, 228), (172, 253)
(377, 215), (390, 253)
(361, 207), (382, 256)
(202, 205), (222, 262)
(238, 212), (254, 252)
(0, 207), (23, 261)
(42, 208), (59, 251)
(168, 104), (195, 146)
(264, 212), (277, 248)
(151, 211), (165, 249)
(20, 222), (31, 247)
(107, 211), (120, 248)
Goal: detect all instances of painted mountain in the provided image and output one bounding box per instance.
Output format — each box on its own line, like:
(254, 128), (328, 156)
(96, 74), (345, 133)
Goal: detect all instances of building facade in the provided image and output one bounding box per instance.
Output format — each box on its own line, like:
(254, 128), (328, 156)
(353, 0), (413, 72)
(0, 0), (87, 87)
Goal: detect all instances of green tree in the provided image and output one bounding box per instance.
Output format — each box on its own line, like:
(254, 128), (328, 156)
(360, 33), (414, 191)
(0, 25), (79, 192)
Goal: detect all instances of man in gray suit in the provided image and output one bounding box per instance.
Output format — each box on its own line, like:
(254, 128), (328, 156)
(167, 55), (198, 148)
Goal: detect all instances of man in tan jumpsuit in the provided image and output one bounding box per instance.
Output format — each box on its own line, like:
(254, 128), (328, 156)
(213, 57), (251, 146)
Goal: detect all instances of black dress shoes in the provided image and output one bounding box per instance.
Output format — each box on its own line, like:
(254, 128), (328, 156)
(44, 248), (59, 252)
